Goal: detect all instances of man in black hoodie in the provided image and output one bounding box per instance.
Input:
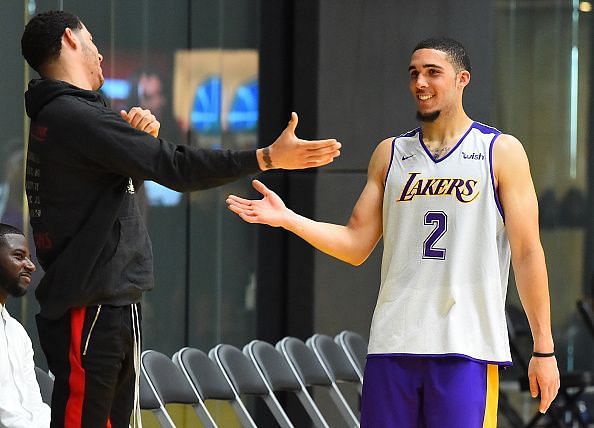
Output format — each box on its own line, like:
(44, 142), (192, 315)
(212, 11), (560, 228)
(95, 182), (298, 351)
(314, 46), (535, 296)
(21, 10), (341, 427)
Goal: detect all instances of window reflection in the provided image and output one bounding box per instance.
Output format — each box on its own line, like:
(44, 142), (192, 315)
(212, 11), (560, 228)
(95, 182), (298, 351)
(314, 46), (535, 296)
(495, 0), (593, 418)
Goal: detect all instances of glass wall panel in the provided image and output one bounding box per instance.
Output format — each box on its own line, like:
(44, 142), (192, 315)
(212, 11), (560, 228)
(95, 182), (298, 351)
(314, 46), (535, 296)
(495, 0), (592, 423)
(1, 0), (35, 356)
(187, 0), (259, 351)
(4, 1), (258, 426)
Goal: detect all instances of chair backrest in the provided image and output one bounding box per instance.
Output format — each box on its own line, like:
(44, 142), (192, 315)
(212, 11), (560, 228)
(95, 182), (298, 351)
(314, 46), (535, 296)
(142, 350), (198, 405)
(278, 337), (359, 427)
(209, 344), (269, 395)
(139, 366), (161, 410)
(141, 349), (201, 427)
(245, 340), (330, 428)
(308, 334), (360, 384)
(34, 366), (53, 406)
(174, 346), (256, 428)
(307, 334), (361, 425)
(335, 330), (367, 382)
(243, 340), (301, 392)
(210, 343), (293, 428)
(276, 337), (331, 387)
(173, 347), (235, 401)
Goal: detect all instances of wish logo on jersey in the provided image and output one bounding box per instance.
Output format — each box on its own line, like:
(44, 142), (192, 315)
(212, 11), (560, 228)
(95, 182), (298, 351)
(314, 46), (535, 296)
(397, 172), (480, 203)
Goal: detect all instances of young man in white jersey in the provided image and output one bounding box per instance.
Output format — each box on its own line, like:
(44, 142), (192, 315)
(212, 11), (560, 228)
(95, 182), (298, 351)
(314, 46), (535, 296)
(226, 38), (560, 427)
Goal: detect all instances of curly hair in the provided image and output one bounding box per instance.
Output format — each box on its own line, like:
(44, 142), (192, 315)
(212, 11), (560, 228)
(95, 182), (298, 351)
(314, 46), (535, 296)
(21, 10), (82, 74)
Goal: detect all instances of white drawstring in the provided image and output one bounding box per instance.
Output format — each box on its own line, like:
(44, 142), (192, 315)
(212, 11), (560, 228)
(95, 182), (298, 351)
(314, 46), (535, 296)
(83, 305), (102, 356)
(131, 303), (143, 428)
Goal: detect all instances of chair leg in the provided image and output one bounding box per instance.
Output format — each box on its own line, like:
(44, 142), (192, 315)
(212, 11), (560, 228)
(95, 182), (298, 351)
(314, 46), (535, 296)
(525, 405), (567, 428)
(546, 388), (591, 428)
(498, 392), (525, 428)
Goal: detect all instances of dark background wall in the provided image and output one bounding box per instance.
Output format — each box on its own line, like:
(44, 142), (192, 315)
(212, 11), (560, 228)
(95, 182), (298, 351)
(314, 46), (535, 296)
(0, 2), (26, 149)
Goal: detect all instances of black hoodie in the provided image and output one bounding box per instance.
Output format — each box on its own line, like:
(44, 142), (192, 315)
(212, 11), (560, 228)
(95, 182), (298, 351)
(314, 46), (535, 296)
(25, 79), (260, 319)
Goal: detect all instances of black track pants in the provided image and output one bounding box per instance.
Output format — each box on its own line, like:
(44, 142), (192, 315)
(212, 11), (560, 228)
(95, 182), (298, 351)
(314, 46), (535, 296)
(37, 304), (141, 428)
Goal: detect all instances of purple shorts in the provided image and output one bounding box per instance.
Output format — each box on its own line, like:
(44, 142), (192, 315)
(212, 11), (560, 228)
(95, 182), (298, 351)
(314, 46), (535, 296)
(360, 355), (499, 428)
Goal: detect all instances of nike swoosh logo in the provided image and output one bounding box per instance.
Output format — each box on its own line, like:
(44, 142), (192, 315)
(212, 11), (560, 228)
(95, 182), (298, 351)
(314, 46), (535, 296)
(402, 154), (415, 161)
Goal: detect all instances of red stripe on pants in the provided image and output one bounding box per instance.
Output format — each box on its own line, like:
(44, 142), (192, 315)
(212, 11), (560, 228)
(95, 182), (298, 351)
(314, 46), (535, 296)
(65, 307), (86, 428)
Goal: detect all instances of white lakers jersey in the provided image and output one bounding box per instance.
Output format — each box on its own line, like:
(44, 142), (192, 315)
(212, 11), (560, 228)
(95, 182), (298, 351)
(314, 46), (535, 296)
(368, 122), (512, 364)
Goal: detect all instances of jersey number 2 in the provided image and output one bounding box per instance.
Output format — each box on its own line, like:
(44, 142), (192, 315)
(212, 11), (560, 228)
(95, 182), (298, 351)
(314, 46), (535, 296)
(423, 211), (447, 260)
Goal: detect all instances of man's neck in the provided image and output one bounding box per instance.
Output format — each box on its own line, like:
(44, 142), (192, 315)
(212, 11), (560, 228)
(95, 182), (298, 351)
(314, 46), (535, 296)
(44, 64), (92, 91)
(421, 111), (473, 147)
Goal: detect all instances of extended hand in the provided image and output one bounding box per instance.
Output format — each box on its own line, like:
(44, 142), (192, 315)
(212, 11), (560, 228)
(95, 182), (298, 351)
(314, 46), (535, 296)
(259, 112), (341, 170)
(120, 107), (160, 137)
(226, 180), (289, 227)
(528, 356), (560, 413)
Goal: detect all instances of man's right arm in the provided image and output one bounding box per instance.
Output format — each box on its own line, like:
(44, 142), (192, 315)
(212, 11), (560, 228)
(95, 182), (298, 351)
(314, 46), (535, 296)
(0, 326), (50, 428)
(116, 108), (341, 182)
(226, 138), (391, 265)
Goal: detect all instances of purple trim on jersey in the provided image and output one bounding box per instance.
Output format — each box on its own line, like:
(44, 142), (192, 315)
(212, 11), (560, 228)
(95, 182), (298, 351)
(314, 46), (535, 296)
(361, 356), (495, 428)
(367, 352), (513, 367)
(489, 134), (505, 220)
(418, 121), (475, 163)
(472, 121), (501, 135)
(400, 127), (420, 138)
(384, 137), (397, 186)
(384, 128), (419, 185)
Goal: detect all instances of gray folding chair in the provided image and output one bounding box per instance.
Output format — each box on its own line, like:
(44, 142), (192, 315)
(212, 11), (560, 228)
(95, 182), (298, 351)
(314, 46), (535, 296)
(34, 366), (53, 406)
(209, 343), (293, 428)
(334, 330), (367, 384)
(141, 349), (215, 427)
(244, 339), (330, 428)
(307, 334), (362, 407)
(172, 346), (254, 428)
(277, 337), (359, 428)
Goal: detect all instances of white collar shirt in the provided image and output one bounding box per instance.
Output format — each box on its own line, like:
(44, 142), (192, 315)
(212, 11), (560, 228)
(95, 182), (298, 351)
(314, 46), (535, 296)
(0, 303), (50, 428)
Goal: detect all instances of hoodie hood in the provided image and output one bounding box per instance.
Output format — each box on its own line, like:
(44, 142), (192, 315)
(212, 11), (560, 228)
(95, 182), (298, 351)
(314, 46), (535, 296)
(25, 79), (105, 120)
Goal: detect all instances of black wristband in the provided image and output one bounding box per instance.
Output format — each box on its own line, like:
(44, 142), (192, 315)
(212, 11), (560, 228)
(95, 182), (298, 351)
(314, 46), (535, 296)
(532, 351), (555, 358)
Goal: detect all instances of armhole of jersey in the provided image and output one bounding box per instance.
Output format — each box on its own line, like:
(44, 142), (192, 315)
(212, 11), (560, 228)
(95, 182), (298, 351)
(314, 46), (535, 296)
(384, 137), (397, 186)
(489, 134), (505, 221)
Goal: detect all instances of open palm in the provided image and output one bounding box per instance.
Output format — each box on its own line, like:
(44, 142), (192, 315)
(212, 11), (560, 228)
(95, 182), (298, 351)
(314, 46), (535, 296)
(226, 180), (289, 228)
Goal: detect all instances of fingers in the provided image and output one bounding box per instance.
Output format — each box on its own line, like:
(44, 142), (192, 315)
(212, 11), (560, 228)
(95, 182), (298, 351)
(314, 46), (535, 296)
(145, 121), (160, 138)
(527, 357), (561, 415)
(231, 208), (259, 224)
(287, 112), (298, 133)
(130, 109), (154, 129)
(541, 374), (560, 413)
(300, 141), (341, 168)
(252, 179), (269, 196)
(304, 142), (342, 157)
(538, 382), (548, 413)
(538, 382), (555, 413)
(226, 199), (261, 224)
(299, 138), (341, 151)
(305, 150), (341, 163)
(123, 107), (160, 136)
(226, 195), (254, 210)
(304, 159), (334, 168)
(529, 373), (539, 398)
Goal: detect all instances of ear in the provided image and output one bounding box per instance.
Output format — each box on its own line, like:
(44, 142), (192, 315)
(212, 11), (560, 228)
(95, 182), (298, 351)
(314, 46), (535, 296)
(457, 70), (471, 89)
(62, 27), (79, 50)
